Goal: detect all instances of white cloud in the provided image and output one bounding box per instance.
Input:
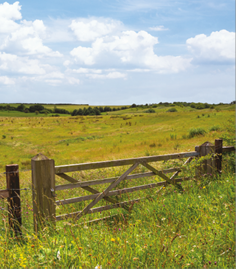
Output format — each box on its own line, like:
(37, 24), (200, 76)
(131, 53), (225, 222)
(69, 18), (122, 41)
(186, 30), (235, 62)
(0, 75), (15, 85)
(0, 1), (21, 20)
(0, 52), (46, 74)
(0, 2), (62, 57)
(128, 68), (150, 72)
(149, 26), (168, 31)
(67, 77), (80, 84)
(72, 68), (102, 74)
(86, 71), (126, 79)
(70, 30), (191, 73)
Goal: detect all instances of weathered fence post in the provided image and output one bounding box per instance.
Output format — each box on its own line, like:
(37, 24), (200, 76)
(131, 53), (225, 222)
(6, 164), (21, 236)
(215, 139), (223, 173)
(195, 141), (215, 176)
(31, 154), (55, 233)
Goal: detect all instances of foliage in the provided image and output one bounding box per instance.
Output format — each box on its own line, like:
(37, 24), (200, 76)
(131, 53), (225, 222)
(209, 125), (220, 132)
(167, 108), (177, 112)
(145, 108), (155, 113)
(188, 128), (207, 138)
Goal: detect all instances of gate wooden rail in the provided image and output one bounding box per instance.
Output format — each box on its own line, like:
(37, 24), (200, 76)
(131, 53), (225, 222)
(31, 139), (235, 232)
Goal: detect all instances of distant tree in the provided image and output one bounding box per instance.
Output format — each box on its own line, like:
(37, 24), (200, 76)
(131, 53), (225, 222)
(29, 104), (44, 112)
(17, 104), (25, 112)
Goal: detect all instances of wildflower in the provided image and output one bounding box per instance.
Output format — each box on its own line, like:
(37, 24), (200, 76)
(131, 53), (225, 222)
(119, 228), (121, 231)
(209, 261), (211, 264)
(111, 238), (115, 242)
(198, 196), (201, 198)
(203, 186), (205, 189)
(31, 245), (35, 248)
(57, 250), (61, 260)
(215, 262), (217, 265)
(95, 265), (102, 269)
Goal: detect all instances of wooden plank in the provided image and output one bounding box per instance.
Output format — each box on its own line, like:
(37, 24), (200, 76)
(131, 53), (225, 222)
(55, 151), (199, 174)
(0, 189), (9, 199)
(215, 139), (223, 172)
(56, 199), (140, 221)
(31, 154), (55, 233)
(55, 168), (180, 191)
(6, 164), (21, 236)
(170, 157), (193, 180)
(74, 162), (139, 220)
(140, 161), (173, 184)
(57, 173), (129, 211)
(197, 142), (215, 175)
(222, 146), (235, 153)
(56, 177), (190, 206)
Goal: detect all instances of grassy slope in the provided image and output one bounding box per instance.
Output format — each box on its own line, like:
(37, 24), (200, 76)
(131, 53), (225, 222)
(0, 108), (234, 170)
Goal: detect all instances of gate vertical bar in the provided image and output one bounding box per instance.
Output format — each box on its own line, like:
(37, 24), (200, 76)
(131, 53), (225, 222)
(31, 154), (55, 233)
(6, 164), (21, 236)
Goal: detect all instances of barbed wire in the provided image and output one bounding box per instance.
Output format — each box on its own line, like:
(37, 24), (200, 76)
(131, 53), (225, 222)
(0, 169), (31, 175)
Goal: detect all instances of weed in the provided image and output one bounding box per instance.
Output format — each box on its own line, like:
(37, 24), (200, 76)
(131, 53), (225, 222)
(149, 143), (156, 148)
(209, 125), (220, 132)
(188, 128), (206, 138)
(170, 133), (177, 140)
(2, 135), (6, 139)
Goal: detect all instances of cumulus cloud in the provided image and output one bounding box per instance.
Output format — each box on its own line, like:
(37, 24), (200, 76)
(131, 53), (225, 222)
(70, 30), (191, 73)
(69, 18), (122, 41)
(186, 30), (235, 63)
(0, 2), (62, 57)
(0, 52), (46, 74)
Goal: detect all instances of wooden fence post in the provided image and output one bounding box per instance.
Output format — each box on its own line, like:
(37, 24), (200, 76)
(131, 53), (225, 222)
(31, 154), (55, 233)
(215, 139), (223, 173)
(6, 164), (21, 236)
(195, 141), (215, 176)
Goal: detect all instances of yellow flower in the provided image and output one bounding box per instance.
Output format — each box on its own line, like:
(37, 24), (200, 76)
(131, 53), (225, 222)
(111, 238), (115, 242)
(203, 186), (206, 189)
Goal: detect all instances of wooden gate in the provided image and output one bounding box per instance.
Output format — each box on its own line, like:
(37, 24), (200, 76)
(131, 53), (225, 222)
(31, 139), (234, 232)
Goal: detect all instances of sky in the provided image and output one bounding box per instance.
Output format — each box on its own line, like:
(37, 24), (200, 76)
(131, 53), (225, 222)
(0, 0), (235, 105)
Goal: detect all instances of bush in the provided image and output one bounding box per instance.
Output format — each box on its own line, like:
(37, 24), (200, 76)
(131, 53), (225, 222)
(166, 108), (177, 112)
(209, 125), (220, 132)
(145, 108), (155, 113)
(188, 128), (206, 138)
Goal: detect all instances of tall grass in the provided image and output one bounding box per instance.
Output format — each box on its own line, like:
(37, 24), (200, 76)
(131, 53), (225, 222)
(0, 158), (234, 268)
(188, 128), (206, 138)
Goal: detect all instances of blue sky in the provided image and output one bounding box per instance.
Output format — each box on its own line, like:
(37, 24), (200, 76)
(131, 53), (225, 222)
(0, 0), (235, 105)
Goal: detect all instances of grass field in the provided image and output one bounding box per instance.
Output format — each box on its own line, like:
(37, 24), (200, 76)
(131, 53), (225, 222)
(0, 105), (235, 268)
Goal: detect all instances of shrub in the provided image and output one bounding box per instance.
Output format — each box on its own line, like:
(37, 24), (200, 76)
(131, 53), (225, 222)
(145, 108), (155, 113)
(188, 128), (206, 138)
(209, 125), (220, 132)
(166, 108), (177, 112)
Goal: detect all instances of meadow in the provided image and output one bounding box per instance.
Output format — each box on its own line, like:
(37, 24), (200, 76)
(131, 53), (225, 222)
(0, 104), (235, 268)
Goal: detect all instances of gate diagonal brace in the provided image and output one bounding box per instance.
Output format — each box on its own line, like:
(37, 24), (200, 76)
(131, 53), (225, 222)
(56, 173), (129, 211)
(170, 157), (193, 180)
(140, 161), (183, 191)
(75, 162), (140, 220)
